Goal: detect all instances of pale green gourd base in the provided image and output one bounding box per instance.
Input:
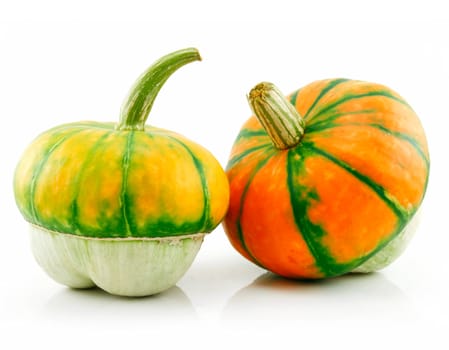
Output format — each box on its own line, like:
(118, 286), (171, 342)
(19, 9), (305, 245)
(30, 225), (204, 297)
(352, 210), (421, 273)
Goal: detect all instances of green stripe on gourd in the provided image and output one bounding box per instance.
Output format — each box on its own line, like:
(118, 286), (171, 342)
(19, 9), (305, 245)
(289, 89), (300, 106)
(286, 147), (362, 276)
(121, 130), (135, 236)
(301, 142), (410, 221)
(309, 90), (412, 124)
(70, 132), (113, 234)
(234, 154), (274, 269)
(235, 129), (269, 140)
(306, 109), (378, 131)
(303, 78), (350, 118)
(159, 134), (212, 232)
(307, 121), (430, 169)
(226, 143), (272, 170)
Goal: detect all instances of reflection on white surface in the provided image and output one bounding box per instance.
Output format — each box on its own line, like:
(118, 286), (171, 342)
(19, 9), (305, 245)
(41, 285), (197, 324)
(222, 271), (415, 323)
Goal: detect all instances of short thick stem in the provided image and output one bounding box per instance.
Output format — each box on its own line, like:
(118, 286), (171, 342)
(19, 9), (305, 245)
(248, 82), (305, 149)
(117, 48), (201, 131)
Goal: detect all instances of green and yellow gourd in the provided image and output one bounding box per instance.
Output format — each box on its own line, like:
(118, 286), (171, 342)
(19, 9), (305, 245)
(14, 48), (229, 296)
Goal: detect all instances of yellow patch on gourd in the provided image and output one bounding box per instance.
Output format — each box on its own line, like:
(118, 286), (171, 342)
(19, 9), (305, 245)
(75, 132), (125, 230)
(127, 133), (205, 230)
(33, 130), (108, 228)
(175, 135), (230, 226)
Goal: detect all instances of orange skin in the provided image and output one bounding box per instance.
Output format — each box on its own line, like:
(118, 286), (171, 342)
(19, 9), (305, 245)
(223, 79), (429, 278)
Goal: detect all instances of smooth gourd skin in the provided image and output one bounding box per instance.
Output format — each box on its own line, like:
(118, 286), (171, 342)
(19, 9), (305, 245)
(223, 78), (429, 279)
(14, 122), (229, 238)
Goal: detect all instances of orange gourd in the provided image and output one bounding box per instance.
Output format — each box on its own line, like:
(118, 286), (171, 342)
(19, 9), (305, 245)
(223, 79), (429, 278)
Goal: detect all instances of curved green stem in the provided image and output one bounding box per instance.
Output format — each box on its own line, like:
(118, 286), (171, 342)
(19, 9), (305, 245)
(117, 48), (201, 131)
(248, 82), (305, 149)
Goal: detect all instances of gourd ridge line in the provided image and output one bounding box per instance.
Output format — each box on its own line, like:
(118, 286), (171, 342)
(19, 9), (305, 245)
(309, 90), (411, 123)
(303, 78), (350, 119)
(286, 146), (346, 276)
(286, 146), (409, 277)
(70, 131), (111, 235)
(29, 129), (87, 225)
(289, 89), (300, 106)
(226, 143), (272, 170)
(120, 131), (134, 236)
(306, 109), (377, 130)
(159, 133), (212, 233)
(362, 123), (429, 168)
(234, 129), (268, 140)
(235, 153), (274, 269)
(307, 121), (430, 169)
(302, 142), (409, 221)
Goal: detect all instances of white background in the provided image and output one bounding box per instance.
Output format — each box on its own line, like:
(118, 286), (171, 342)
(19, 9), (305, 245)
(1, 2), (448, 349)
